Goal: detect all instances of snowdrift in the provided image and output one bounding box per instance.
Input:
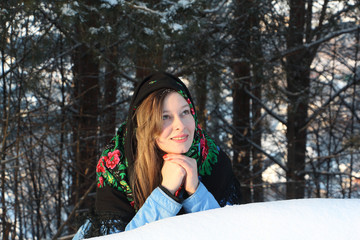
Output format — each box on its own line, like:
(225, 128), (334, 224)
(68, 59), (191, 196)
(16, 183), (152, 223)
(89, 199), (360, 240)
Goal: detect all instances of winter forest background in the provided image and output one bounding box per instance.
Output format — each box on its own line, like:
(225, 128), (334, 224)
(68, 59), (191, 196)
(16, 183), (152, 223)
(0, 0), (359, 239)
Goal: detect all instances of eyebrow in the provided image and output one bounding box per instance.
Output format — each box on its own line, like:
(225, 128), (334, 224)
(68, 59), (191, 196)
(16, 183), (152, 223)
(162, 104), (189, 113)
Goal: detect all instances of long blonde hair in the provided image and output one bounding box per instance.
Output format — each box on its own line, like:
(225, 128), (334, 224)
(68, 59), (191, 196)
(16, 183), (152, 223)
(130, 89), (173, 208)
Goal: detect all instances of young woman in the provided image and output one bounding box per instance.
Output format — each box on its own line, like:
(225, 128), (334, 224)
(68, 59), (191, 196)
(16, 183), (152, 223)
(73, 72), (242, 238)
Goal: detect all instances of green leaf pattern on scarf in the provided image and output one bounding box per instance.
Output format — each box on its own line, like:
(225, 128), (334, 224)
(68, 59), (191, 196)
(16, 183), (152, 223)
(96, 123), (134, 206)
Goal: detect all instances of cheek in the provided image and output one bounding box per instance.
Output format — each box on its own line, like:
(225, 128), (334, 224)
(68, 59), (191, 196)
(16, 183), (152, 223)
(155, 138), (161, 148)
(156, 126), (171, 152)
(158, 124), (171, 139)
(187, 117), (196, 132)
(155, 134), (166, 150)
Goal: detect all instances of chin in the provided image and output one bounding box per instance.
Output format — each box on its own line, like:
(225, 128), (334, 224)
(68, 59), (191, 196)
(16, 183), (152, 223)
(169, 147), (189, 154)
(177, 146), (191, 154)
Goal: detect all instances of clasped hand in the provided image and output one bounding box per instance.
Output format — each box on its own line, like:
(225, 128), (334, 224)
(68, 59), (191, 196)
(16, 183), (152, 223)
(161, 154), (199, 196)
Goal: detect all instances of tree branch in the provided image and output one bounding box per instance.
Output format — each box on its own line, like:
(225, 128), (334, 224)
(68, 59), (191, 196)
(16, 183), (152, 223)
(214, 109), (288, 172)
(270, 25), (360, 61)
(51, 182), (96, 240)
(303, 75), (360, 131)
(244, 87), (287, 125)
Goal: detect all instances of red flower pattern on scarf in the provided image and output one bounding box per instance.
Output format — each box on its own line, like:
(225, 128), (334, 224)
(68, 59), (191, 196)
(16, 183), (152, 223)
(98, 176), (104, 187)
(200, 137), (209, 160)
(96, 158), (106, 173)
(106, 150), (121, 169)
(197, 124), (209, 160)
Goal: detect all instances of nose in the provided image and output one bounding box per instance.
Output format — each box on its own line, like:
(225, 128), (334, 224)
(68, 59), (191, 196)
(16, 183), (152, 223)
(173, 115), (185, 130)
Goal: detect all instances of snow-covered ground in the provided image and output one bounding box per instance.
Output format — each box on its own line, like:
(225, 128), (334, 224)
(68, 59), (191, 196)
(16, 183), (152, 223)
(89, 199), (360, 240)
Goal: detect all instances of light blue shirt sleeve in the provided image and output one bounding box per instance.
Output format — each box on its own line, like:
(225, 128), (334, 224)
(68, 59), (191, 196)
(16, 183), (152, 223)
(125, 182), (219, 231)
(125, 187), (182, 231)
(183, 181), (220, 213)
(72, 219), (91, 240)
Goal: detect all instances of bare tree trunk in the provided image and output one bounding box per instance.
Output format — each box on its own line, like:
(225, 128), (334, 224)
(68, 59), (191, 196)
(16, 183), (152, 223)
(285, 0), (310, 199)
(25, 135), (41, 239)
(250, 2), (264, 202)
(348, 29), (359, 198)
(251, 74), (263, 202)
(1, 68), (10, 240)
(101, 46), (118, 144)
(57, 40), (66, 229)
(72, 42), (100, 211)
(1, 13), (10, 237)
(71, 2), (100, 215)
(326, 38), (337, 198)
(13, 79), (22, 240)
(233, 62), (252, 203)
(314, 130), (322, 197)
(209, 78), (221, 144)
(195, 71), (207, 129)
(232, 0), (261, 203)
(285, 65), (310, 199)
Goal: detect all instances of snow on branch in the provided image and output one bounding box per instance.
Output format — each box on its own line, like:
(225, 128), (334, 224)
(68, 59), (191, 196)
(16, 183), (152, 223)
(304, 76), (360, 131)
(202, 0), (227, 13)
(271, 25), (360, 61)
(124, 2), (164, 17)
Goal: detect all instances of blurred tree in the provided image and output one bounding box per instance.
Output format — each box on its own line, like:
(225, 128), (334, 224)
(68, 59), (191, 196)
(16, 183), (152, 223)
(284, 0), (310, 199)
(231, 0), (264, 203)
(70, 0), (100, 214)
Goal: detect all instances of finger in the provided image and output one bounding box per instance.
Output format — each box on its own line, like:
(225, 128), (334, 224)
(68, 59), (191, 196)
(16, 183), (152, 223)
(163, 154), (196, 164)
(164, 157), (196, 173)
(162, 161), (186, 175)
(165, 158), (198, 195)
(161, 162), (186, 194)
(162, 154), (198, 183)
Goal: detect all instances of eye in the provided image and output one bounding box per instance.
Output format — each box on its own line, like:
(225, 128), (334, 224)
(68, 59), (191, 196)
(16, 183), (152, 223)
(182, 109), (190, 116)
(162, 114), (170, 120)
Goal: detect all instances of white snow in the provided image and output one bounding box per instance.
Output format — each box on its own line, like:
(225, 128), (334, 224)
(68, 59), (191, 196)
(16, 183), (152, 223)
(102, 0), (118, 6)
(144, 28), (154, 35)
(178, 0), (195, 8)
(61, 4), (77, 17)
(88, 198), (360, 240)
(170, 23), (184, 32)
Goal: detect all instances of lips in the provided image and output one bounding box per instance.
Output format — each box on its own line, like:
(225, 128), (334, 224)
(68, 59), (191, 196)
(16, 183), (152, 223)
(171, 134), (188, 143)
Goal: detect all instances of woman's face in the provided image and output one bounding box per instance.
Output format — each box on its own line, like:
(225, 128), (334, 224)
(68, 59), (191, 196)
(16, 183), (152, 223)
(156, 92), (195, 154)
